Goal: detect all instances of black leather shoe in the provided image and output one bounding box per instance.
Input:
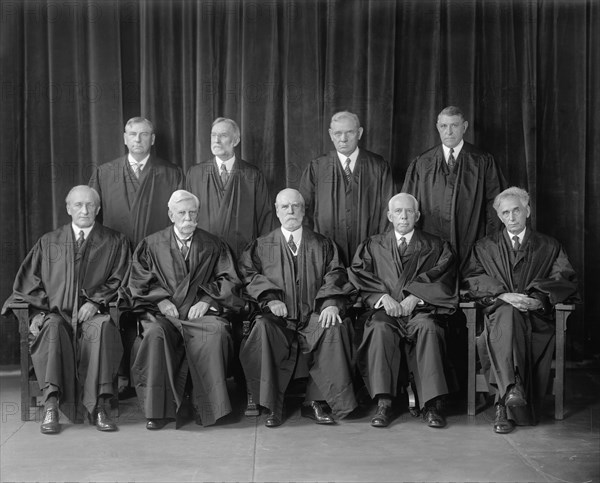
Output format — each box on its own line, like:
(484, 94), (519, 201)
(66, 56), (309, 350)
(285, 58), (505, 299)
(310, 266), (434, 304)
(423, 406), (446, 428)
(505, 383), (527, 407)
(371, 404), (393, 428)
(91, 407), (117, 432)
(40, 407), (60, 435)
(493, 404), (514, 434)
(301, 401), (335, 425)
(146, 418), (170, 430)
(265, 411), (283, 428)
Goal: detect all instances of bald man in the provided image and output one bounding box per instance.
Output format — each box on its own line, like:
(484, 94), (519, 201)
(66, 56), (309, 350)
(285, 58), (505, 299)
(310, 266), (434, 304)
(349, 193), (458, 429)
(239, 189), (357, 427)
(122, 190), (245, 430)
(2, 186), (130, 434)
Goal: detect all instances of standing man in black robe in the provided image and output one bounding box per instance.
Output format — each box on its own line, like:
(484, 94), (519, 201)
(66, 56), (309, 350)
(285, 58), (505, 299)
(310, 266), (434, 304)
(402, 106), (506, 268)
(123, 190), (245, 430)
(89, 117), (184, 397)
(349, 193), (458, 428)
(462, 187), (578, 433)
(299, 111), (394, 266)
(2, 186), (130, 434)
(239, 189), (358, 427)
(185, 117), (273, 259)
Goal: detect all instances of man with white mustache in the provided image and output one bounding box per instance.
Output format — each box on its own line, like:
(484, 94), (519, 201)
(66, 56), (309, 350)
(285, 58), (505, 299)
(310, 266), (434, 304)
(123, 190), (245, 430)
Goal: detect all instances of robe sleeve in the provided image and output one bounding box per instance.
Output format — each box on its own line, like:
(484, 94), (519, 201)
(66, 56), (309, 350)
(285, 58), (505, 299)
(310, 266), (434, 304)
(81, 235), (131, 307)
(197, 241), (245, 312)
(348, 240), (390, 308)
(401, 157), (419, 200)
(313, 239), (356, 314)
(525, 247), (579, 305)
(254, 171), (274, 236)
(238, 240), (285, 310)
(461, 245), (511, 303)
(402, 240), (458, 309)
(124, 239), (173, 313)
(1, 240), (49, 315)
(88, 167), (104, 225)
(298, 163), (316, 230)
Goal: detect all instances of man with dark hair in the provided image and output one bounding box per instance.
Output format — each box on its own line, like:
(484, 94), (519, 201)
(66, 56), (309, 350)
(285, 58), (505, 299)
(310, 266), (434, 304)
(402, 106), (506, 268)
(239, 188), (357, 427)
(185, 117), (273, 258)
(462, 187), (578, 433)
(299, 111), (394, 266)
(123, 190), (245, 430)
(89, 117), (184, 397)
(2, 186), (130, 434)
(349, 193), (457, 429)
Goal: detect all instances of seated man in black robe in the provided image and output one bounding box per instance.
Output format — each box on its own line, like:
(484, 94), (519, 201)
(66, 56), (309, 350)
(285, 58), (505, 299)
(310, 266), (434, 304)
(123, 190), (245, 430)
(239, 188), (357, 427)
(2, 186), (130, 434)
(462, 187), (578, 433)
(349, 193), (458, 428)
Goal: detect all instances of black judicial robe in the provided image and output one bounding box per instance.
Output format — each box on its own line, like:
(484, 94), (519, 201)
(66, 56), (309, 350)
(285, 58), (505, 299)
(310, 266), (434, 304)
(89, 155), (183, 247)
(122, 226), (245, 424)
(402, 142), (506, 267)
(239, 228), (356, 327)
(299, 149), (394, 266)
(239, 228), (357, 418)
(462, 229), (578, 423)
(349, 229), (458, 405)
(2, 223), (130, 414)
(185, 158), (273, 258)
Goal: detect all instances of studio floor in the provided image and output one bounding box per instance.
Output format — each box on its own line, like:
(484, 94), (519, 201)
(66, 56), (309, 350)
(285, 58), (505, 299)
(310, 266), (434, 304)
(0, 365), (598, 483)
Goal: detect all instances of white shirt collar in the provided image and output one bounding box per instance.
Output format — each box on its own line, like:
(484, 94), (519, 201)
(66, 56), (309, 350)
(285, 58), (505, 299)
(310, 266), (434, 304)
(507, 227), (526, 245)
(128, 153), (150, 170)
(442, 140), (464, 162)
(72, 223), (94, 240)
(395, 229), (415, 246)
(215, 155), (236, 173)
(336, 148), (359, 172)
(280, 226), (303, 254)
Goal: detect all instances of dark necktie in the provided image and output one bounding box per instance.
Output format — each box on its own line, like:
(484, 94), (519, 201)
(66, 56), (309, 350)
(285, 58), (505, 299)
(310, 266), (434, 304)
(398, 236), (407, 255)
(287, 234), (297, 254)
(132, 162), (141, 178)
(220, 163), (229, 186)
(512, 235), (521, 251)
(180, 238), (190, 259)
(447, 148), (455, 172)
(76, 230), (85, 251)
(344, 158), (352, 183)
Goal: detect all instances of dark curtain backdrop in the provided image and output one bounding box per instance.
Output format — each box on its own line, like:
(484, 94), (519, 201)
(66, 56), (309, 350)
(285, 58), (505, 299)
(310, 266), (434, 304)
(1, 0), (598, 364)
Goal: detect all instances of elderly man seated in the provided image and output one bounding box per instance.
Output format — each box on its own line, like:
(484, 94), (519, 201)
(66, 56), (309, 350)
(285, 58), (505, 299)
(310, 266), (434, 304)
(2, 185), (130, 434)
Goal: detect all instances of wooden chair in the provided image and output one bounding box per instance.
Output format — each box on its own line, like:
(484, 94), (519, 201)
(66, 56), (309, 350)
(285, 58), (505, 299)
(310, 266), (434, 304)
(5, 302), (119, 422)
(461, 301), (576, 420)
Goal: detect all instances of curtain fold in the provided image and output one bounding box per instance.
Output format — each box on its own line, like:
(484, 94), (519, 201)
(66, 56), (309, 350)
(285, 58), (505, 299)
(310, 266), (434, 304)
(1, 0), (598, 363)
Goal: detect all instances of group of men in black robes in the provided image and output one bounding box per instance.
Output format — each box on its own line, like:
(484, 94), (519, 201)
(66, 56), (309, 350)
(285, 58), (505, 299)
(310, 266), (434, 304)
(4, 107), (577, 436)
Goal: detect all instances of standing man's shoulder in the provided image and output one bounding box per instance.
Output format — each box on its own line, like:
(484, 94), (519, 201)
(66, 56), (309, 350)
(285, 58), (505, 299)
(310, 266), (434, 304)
(461, 141), (494, 160)
(95, 155), (127, 173)
(149, 155), (182, 172)
(309, 150), (337, 166)
(413, 144), (444, 163)
(359, 148), (387, 164)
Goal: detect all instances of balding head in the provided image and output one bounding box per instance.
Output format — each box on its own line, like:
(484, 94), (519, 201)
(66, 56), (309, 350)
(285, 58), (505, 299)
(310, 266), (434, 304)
(275, 189), (305, 232)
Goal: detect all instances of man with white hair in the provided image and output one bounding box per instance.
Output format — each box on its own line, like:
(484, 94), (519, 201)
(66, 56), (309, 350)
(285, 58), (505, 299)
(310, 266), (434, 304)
(462, 187), (578, 433)
(349, 193), (458, 429)
(300, 110), (394, 266)
(123, 189), (245, 430)
(239, 189), (357, 427)
(2, 185), (130, 434)
(185, 117), (273, 258)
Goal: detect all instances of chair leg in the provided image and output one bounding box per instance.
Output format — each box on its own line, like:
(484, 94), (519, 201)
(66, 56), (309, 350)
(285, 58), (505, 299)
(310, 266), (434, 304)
(464, 305), (478, 416)
(554, 307), (568, 420)
(245, 391), (260, 417)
